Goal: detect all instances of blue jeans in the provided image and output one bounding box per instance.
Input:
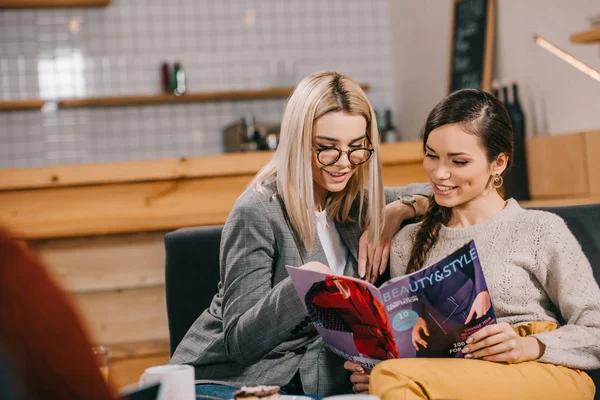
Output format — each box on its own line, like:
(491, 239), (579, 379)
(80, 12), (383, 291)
(195, 384), (323, 399)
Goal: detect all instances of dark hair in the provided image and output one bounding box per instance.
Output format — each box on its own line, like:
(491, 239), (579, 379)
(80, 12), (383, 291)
(406, 89), (514, 273)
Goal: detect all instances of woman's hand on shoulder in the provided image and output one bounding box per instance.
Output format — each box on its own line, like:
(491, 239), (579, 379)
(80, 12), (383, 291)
(462, 322), (545, 363)
(358, 197), (425, 283)
(344, 361), (370, 394)
(358, 229), (386, 284)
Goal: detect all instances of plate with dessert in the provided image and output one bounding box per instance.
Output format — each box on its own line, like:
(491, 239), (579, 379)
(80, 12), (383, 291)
(230, 385), (312, 400)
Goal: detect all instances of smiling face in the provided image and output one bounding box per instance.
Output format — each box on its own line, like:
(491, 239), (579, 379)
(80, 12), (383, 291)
(311, 111), (369, 205)
(423, 123), (507, 208)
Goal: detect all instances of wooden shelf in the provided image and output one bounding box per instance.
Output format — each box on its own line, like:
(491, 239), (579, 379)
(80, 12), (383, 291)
(570, 27), (600, 44)
(59, 87), (301, 108)
(59, 84), (370, 108)
(0, 99), (46, 111)
(0, 84), (370, 111)
(0, 0), (109, 7)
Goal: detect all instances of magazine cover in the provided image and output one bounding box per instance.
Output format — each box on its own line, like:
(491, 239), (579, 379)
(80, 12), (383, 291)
(286, 240), (496, 370)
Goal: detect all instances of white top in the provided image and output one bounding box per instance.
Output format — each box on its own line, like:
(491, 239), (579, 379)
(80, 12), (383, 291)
(315, 210), (348, 275)
(390, 199), (600, 369)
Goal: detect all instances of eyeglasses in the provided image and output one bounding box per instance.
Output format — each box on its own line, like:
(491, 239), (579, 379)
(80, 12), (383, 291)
(314, 146), (374, 166)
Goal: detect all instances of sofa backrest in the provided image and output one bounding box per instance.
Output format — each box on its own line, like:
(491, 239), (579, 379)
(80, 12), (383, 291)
(533, 204), (600, 282)
(164, 225), (221, 356)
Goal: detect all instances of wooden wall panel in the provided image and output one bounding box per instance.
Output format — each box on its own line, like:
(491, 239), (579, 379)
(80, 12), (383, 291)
(585, 131), (600, 195)
(110, 354), (170, 389)
(109, 339), (170, 361)
(73, 286), (168, 345)
(35, 232), (166, 293)
(383, 163), (429, 187)
(526, 133), (589, 198)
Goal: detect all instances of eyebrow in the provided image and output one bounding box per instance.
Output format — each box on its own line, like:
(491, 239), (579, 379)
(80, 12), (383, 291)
(425, 145), (471, 157)
(316, 134), (366, 143)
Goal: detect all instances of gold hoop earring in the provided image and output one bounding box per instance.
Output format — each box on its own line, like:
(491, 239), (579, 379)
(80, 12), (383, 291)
(493, 174), (504, 189)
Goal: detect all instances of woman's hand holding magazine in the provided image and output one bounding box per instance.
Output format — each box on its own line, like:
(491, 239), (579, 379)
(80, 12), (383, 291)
(343, 361), (369, 394)
(462, 322), (545, 363)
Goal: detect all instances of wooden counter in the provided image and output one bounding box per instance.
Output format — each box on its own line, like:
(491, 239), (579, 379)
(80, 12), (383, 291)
(0, 142), (428, 240)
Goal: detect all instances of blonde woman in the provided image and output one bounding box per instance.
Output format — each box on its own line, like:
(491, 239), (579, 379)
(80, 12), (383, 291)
(169, 71), (430, 399)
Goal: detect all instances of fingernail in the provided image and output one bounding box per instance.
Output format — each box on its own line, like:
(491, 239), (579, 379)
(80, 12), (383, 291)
(359, 271), (365, 278)
(464, 354), (473, 359)
(462, 346), (470, 353)
(356, 366), (364, 372)
(466, 337), (474, 344)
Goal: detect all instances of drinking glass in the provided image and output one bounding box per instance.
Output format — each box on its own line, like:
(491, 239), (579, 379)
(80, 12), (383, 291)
(92, 344), (109, 382)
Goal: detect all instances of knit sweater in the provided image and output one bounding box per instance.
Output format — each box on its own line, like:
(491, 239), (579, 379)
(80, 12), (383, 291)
(390, 199), (600, 369)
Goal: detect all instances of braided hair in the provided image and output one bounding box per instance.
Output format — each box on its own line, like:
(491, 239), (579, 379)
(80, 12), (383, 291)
(406, 89), (513, 273)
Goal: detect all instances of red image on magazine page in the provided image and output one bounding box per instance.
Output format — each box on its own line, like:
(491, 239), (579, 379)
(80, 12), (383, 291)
(305, 276), (399, 360)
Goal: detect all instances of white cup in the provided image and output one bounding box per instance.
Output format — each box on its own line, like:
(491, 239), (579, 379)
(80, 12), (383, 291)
(139, 364), (195, 400)
(323, 395), (380, 400)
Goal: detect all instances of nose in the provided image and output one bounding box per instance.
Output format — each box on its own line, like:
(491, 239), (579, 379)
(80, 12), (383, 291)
(333, 150), (351, 167)
(432, 165), (451, 180)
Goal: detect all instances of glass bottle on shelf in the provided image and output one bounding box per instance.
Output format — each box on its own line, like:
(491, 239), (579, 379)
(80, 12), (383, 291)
(492, 87), (500, 100)
(374, 110), (383, 138)
(381, 109), (398, 143)
(172, 62), (187, 96)
(241, 114), (258, 151)
(161, 62), (171, 93)
(504, 82), (530, 200)
(502, 85), (510, 110)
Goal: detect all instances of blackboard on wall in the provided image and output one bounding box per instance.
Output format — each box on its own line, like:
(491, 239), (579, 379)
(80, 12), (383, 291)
(448, 0), (496, 93)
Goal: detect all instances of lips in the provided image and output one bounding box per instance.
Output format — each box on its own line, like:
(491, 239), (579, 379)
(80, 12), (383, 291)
(432, 182), (457, 195)
(324, 169), (350, 183)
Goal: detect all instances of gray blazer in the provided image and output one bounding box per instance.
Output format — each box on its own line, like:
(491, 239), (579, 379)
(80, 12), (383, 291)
(169, 181), (430, 396)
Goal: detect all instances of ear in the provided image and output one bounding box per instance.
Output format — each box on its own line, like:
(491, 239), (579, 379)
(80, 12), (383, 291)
(492, 153), (509, 176)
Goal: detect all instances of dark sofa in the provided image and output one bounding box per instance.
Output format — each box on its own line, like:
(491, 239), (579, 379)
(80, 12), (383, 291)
(164, 204), (600, 397)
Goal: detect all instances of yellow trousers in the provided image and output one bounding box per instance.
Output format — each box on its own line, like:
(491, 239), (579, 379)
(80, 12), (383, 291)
(370, 322), (596, 400)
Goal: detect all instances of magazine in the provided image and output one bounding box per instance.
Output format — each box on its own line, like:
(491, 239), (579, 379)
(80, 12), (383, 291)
(286, 240), (496, 370)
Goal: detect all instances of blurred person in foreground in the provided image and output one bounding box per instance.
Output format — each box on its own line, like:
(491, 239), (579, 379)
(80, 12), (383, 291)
(0, 226), (116, 400)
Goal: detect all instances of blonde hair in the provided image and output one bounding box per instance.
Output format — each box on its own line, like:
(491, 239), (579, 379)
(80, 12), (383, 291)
(250, 71), (384, 251)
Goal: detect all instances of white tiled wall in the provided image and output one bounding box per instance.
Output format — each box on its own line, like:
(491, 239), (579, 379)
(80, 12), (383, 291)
(0, 0), (394, 168)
